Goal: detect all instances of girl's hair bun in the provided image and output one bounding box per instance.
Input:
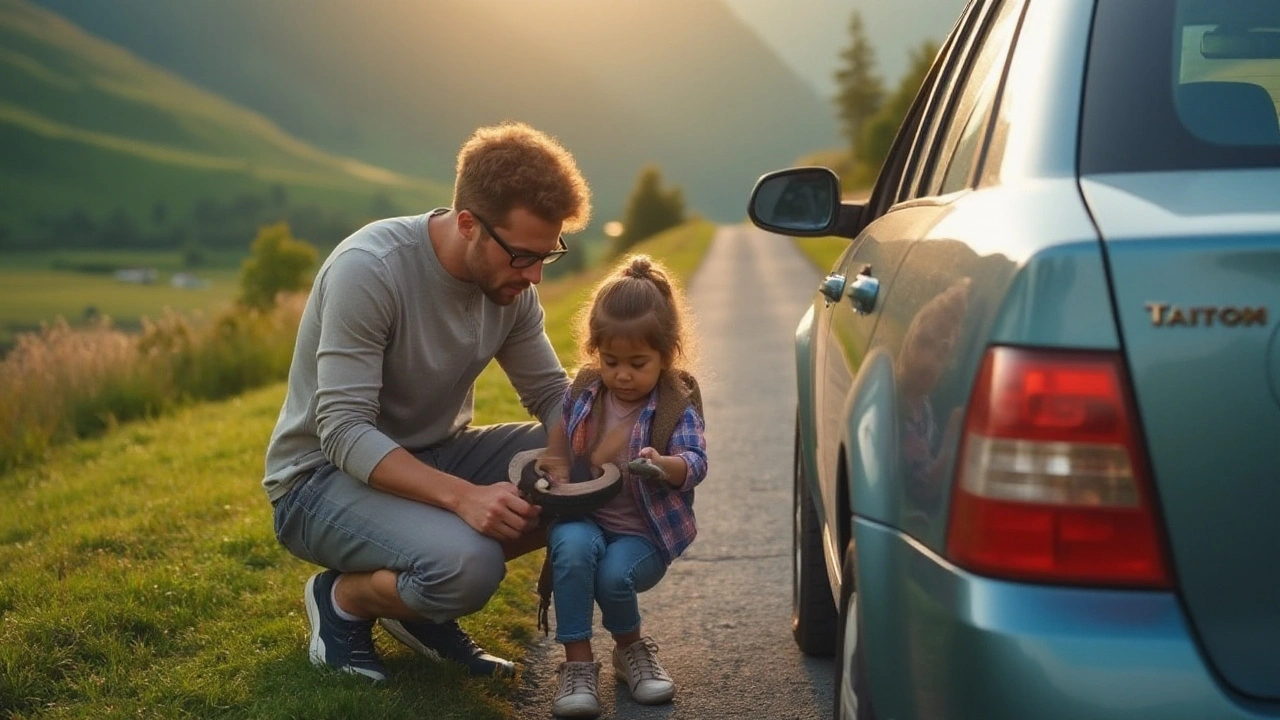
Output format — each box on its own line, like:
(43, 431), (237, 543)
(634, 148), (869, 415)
(623, 256), (653, 280)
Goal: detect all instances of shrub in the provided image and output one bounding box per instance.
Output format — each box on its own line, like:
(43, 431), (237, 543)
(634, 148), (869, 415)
(238, 222), (317, 310)
(0, 318), (151, 470)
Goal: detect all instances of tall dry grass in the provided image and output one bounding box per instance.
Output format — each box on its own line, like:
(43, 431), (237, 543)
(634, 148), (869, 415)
(0, 293), (306, 473)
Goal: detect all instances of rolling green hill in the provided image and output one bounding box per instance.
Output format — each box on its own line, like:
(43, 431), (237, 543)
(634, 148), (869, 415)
(0, 0), (450, 250)
(27, 0), (840, 224)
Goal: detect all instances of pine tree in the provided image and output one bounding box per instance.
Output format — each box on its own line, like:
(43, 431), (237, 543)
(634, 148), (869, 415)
(833, 11), (885, 158)
(855, 40), (939, 176)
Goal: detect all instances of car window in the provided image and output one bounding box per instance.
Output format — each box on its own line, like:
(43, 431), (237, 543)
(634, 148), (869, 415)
(897, 0), (994, 203)
(1175, 16), (1280, 147)
(864, 31), (955, 221)
(932, 0), (1027, 195)
(1081, 0), (1280, 173)
(864, 82), (925, 220)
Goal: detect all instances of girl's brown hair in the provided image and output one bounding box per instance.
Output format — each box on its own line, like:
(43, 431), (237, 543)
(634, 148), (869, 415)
(575, 254), (695, 371)
(453, 121), (592, 232)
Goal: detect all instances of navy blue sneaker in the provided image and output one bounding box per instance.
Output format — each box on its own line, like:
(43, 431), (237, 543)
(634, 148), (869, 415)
(379, 617), (515, 678)
(304, 570), (387, 682)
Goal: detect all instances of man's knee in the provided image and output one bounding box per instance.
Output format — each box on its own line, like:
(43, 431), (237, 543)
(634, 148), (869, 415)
(399, 542), (507, 619)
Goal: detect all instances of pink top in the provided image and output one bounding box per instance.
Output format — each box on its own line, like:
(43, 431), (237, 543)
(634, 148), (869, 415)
(590, 391), (652, 539)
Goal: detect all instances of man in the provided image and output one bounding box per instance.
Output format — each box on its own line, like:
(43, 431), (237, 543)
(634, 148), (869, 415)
(263, 121), (591, 682)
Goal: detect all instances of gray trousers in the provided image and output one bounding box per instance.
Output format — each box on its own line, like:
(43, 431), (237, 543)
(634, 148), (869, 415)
(272, 422), (546, 621)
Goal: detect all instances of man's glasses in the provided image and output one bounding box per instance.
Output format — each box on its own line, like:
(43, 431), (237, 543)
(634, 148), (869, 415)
(469, 210), (568, 268)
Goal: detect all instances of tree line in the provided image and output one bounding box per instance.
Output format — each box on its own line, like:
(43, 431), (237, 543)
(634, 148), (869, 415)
(0, 185), (405, 261)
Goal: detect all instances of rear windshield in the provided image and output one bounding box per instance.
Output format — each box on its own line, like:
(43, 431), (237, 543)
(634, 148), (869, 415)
(1080, 0), (1280, 174)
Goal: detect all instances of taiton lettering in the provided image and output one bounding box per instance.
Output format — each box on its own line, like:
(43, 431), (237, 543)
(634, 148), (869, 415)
(1145, 303), (1268, 328)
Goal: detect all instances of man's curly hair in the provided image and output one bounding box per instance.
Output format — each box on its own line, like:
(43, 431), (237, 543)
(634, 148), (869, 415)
(453, 121), (592, 232)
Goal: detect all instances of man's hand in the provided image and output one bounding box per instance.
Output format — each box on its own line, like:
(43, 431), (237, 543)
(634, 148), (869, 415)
(457, 483), (540, 541)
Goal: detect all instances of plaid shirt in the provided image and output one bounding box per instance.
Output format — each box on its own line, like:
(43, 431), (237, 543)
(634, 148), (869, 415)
(561, 375), (708, 565)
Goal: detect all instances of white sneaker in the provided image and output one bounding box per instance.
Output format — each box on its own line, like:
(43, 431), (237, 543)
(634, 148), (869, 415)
(552, 661), (601, 718)
(612, 637), (675, 705)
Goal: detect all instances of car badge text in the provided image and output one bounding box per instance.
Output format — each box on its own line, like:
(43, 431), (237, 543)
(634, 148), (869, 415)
(1145, 303), (1268, 328)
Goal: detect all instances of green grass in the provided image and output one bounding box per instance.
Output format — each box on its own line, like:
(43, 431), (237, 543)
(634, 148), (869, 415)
(0, 385), (528, 719)
(0, 220), (715, 719)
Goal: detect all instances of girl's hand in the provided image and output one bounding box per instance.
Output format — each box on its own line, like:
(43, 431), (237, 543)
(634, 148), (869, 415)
(628, 447), (668, 482)
(535, 454), (570, 486)
(631, 447), (688, 488)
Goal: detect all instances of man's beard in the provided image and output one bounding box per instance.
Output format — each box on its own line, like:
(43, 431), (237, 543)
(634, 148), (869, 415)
(466, 246), (528, 306)
(484, 280), (530, 306)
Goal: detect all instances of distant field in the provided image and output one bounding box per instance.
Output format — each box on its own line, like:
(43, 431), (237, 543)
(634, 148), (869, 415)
(0, 250), (243, 348)
(0, 230), (632, 351)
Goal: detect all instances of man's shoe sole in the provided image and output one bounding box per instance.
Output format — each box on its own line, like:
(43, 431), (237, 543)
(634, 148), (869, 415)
(379, 618), (515, 678)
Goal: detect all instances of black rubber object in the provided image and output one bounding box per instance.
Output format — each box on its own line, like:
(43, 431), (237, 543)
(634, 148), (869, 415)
(507, 449), (622, 513)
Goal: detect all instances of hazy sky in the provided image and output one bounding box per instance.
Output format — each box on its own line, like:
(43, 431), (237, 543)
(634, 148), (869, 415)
(722, 0), (965, 97)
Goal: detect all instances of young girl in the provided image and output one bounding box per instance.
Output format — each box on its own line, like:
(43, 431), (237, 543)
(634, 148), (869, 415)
(536, 254), (708, 719)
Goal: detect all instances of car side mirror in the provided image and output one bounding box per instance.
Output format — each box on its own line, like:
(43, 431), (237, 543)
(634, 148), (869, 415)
(748, 167), (863, 238)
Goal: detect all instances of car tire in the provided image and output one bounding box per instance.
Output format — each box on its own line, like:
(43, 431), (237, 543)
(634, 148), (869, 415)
(833, 542), (876, 720)
(792, 418), (838, 656)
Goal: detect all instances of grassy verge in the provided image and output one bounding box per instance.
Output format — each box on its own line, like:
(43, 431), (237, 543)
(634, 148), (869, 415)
(794, 236), (851, 274)
(0, 220), (716, 719)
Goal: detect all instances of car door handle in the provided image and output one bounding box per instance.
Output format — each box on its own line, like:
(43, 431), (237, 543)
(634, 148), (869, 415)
(819, 274), (846, 306)
(848, 272), (879, 315)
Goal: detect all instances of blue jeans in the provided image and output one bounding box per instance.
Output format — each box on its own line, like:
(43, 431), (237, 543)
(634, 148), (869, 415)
(272, 422), (546, 622)
(549, 517), (667, 644)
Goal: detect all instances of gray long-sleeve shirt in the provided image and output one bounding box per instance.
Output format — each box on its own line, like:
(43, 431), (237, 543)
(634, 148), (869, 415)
(262, 210), (569, 503)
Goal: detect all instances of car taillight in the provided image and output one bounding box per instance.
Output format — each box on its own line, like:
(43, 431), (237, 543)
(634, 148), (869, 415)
(945, 347), (1170, 588)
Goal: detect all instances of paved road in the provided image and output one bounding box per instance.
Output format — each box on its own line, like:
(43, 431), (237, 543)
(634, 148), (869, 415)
(513, 224), (834, 719)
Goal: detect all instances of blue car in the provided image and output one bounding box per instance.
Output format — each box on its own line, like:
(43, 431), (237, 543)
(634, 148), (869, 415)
(747, 0), (1280, 718)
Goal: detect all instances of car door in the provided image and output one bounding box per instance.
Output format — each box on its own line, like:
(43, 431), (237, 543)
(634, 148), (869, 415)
(819, 0), (1011, 540)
